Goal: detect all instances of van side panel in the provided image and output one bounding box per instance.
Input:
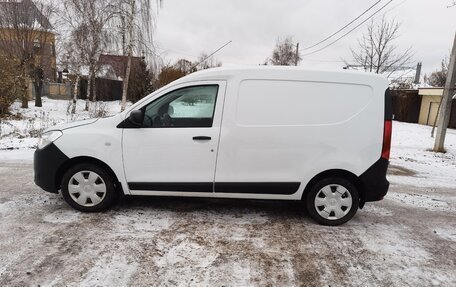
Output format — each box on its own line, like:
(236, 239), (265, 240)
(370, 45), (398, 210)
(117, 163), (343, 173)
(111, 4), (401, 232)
(236, 80), (373, 126)
(214, 76), (385, 200)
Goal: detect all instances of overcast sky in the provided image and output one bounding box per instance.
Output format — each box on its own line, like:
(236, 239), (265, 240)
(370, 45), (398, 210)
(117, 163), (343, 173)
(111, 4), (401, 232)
(153, 0), (456, 76)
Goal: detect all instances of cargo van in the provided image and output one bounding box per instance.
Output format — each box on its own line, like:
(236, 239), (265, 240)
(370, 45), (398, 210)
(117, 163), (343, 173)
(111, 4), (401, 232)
(34, 67), (391, 225)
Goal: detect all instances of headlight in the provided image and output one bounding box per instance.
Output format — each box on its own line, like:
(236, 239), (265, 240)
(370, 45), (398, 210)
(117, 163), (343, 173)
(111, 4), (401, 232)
(37, 130), (63, 149)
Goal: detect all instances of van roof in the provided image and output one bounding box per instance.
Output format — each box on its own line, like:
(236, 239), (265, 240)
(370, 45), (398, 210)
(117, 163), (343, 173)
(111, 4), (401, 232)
(173, 66), (388, 85)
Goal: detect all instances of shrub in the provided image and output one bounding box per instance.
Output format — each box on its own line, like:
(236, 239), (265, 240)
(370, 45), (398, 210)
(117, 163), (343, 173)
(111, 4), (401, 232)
(0, 56), (19, 116)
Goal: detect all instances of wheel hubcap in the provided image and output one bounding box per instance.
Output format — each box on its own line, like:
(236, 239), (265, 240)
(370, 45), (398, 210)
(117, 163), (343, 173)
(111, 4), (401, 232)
(314, 184), (352, 220)
(68, 171), (106, 207)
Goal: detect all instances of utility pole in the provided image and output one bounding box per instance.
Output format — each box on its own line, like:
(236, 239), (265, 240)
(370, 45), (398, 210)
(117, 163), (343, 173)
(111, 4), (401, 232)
(434, 32), (456, 152)
(414, 62), (422, 84)
(295, 42), (299, 66)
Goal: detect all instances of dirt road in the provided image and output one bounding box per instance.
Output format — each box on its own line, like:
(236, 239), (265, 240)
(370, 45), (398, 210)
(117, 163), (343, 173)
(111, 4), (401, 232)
(0, 161), (455, 286)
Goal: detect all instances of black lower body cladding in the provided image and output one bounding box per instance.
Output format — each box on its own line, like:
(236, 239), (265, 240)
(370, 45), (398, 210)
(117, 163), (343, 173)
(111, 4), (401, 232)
(34, 143), (69, 193)
(359, 158), (390, 202)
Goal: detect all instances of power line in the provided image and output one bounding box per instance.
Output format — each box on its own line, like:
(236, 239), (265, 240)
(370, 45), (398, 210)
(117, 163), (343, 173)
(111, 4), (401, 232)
(301, 0), (393, 57)
(383, 0), (408, 14)
(303, 0), (408, 59)
(302, 0), (382, 51)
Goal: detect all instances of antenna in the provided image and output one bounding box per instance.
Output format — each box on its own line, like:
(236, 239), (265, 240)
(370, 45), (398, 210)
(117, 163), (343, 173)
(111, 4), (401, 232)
(192, 40), (232, 70)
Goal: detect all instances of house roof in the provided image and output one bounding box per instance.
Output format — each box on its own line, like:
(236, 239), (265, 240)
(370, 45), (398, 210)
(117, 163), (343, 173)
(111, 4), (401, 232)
(98, 54), (143, 80)
(0, 0), (52, 30)
(418, 88), (444, 96)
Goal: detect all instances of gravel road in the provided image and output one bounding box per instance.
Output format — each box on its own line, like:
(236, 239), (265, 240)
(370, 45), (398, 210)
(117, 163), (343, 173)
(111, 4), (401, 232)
(0, 161), (455, 286)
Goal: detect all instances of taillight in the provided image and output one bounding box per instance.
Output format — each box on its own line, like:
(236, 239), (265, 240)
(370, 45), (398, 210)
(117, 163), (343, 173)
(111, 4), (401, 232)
(382, 120), (392, 160)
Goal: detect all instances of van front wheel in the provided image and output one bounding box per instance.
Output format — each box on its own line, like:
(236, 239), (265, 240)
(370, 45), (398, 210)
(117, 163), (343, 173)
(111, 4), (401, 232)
(305, 177), (359, 226)
(61, 163), (116, 212)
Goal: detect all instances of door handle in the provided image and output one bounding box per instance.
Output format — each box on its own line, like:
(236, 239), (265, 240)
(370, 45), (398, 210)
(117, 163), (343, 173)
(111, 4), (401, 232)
(193, 136), (211, 141)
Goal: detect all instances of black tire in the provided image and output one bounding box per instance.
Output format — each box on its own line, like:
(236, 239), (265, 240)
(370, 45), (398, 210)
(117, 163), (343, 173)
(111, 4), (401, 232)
(61, 163), (117, 212)
(305, 177), (359, 226)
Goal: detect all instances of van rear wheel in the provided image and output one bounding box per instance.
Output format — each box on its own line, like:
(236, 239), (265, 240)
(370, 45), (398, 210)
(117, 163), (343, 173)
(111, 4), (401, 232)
(305, 177), (359, 226)
(61, 163), (116, 212)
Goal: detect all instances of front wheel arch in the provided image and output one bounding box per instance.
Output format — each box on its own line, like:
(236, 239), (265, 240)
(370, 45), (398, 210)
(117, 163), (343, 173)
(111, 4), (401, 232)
(55, 156), (123, 194)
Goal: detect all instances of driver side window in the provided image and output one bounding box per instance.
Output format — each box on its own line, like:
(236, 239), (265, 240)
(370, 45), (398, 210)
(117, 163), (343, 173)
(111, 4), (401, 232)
(142, 85), (219, 128)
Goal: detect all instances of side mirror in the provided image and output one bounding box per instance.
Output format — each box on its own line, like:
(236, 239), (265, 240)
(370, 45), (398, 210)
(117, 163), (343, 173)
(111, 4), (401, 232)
(129, 110), (144, 127)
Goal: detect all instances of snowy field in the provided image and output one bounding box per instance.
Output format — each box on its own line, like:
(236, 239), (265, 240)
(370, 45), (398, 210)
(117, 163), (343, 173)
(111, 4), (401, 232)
(0, 99), (455, 286)
(0, 98), (127, 151)
(389, 121), (456, 188)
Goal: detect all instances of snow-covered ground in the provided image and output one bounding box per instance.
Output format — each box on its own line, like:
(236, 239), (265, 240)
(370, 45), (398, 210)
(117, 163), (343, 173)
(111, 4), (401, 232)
(389, 121), (456, 188)
(0, 98), (127, 151)
(0, 163), (455, 286)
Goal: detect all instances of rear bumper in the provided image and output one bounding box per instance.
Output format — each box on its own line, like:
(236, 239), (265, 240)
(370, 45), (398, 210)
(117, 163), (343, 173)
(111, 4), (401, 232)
(359, 158), (390, 202)
(34, 143), (69, 193)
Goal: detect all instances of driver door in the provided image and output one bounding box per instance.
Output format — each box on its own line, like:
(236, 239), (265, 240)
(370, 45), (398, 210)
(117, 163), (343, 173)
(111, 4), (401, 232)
(122, 81), (226, 195)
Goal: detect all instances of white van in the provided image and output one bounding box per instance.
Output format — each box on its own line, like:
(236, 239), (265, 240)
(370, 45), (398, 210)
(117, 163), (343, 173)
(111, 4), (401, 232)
(34, 67), (392, 225)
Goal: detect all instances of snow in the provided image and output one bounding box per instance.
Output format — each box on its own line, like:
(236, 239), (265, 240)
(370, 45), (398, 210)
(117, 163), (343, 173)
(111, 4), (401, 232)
(0, 165), (455, 285)
(386, 192), (455, 212)
(0, 98), (128, 154)
(433, 227), (456, 242)
(388, 121), (456, 188)
(42, 210), (82, 224)
(112, 212), (174, 233)
(0, 149), (34, 162)
(76, 254), (139, 287)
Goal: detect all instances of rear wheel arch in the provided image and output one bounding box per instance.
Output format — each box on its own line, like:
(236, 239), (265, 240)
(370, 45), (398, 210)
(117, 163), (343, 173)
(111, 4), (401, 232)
(55, 156), (122, 193)
(302, 169), (365, 207)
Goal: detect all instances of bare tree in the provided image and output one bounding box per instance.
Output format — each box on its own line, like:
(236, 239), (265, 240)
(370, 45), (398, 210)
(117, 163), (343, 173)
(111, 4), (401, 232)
(60, 39), (85, 114)
(61, 0), (117, 110)
(268, 37), (301, 66)
(174, 58), (194, 74)
(0, 0), (56, 108)
(118, 0), (161, 112)
(194, 52), (222, 71)
(425, 58), (449, 87)
(346, 17), (414, 76)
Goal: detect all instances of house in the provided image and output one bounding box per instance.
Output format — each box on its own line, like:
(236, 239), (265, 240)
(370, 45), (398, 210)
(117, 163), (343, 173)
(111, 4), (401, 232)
(391, 87), (456, 128)
(0, 0), (56, 81)
(418, 88), (456, 128)
(75, 54), (149, 102)
(98, 54), (143, 81)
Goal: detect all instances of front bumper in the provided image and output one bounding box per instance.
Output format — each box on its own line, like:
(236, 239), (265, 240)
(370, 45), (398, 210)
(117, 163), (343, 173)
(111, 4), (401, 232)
(34, 143), (69, 193)
(359, 158), (390, 203)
